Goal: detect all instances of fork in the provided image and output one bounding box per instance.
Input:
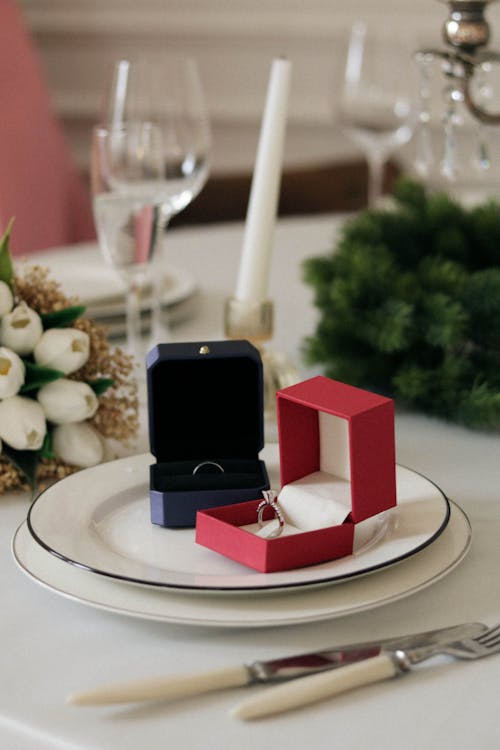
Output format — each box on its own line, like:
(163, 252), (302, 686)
(440, 624), (500, 659)
(233, 624), (500, 721)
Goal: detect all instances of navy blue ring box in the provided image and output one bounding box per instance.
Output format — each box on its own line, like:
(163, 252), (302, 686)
(146, 340), (270, 527)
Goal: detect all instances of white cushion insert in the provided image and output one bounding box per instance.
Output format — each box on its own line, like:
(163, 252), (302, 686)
(319, 410), (350, 479)
(278, 470), (351, 531)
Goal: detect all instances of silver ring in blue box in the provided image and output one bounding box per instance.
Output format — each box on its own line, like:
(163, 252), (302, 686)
(146, 340), (270, 528)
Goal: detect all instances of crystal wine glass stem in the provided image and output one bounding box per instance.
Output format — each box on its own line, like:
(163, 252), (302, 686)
(124, 271), (146, 367)
(148, 211), (173, 348)
(366, 151), (385, 208)
(148, 271), (168, 345)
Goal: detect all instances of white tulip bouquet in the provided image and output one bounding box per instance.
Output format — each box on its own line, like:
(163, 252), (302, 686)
(0, 222), (138, 494)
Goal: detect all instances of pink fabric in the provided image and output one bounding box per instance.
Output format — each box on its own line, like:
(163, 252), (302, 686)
(133, 206), (154, 263)
(0, 1), (95, 256)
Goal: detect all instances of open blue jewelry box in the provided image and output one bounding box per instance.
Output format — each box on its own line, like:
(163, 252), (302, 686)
(146, 340), (270, 528)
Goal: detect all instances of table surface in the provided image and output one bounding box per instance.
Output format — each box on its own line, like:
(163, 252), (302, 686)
(2, 215), (500, 750)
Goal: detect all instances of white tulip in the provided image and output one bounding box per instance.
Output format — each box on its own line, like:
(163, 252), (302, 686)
(34, 328), (90, 374)
(0, 281), (13, 316)
(0, 346), (25, 398)
(52, 421), (104, 468)
(38, 378), (99, 424)
(1, 301), (43, 355)
(0, 395), (46, 451)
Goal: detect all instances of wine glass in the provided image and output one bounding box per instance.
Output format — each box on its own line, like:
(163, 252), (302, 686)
(338, 23), (416, 207)
(91, 57), (211, 366)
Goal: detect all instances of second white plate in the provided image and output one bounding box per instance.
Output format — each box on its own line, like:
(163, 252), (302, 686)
(13, 500), (470, 628)
(24, 242), (197, 312)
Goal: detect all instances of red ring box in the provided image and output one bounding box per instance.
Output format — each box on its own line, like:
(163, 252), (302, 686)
(195, 375), (397, 572)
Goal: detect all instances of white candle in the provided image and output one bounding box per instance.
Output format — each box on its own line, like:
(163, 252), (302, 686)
(235, 58), (292, 303)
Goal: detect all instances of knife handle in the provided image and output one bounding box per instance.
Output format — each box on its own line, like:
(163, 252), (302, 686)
(67, 665), (250, 706)
(232, 654), (399, 720)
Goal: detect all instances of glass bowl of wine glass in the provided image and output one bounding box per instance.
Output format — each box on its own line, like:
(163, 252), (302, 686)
(91, 56), (211, 369)
(338, 22), (417, 206)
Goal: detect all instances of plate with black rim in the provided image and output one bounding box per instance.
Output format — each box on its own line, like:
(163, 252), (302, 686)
(25, 445), (452, 594)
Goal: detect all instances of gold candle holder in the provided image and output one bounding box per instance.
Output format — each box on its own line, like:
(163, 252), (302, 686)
(224, 297), (300, 431)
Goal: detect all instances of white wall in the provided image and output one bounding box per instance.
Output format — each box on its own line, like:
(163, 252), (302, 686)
(17, 0), (500, 193)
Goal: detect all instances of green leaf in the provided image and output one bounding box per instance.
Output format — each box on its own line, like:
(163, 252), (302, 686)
(0, 218), (15, 289)
(455, 381), (500, 429)
(19, 361), (64, 394)
(421, 293), (468, 348)
(365, 299), (414, 353)
(301, 178), (500, 429)
(40, 305), (86, 329)
(87, 377), (114, 396)
(2, 443), (39, 491)
(393, 177), (428, 213)
(40, 430), (55, 460)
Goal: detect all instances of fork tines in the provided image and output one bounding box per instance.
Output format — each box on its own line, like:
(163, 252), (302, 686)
(476, 624), (500, 648)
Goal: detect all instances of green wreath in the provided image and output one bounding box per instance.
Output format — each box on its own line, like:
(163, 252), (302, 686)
(303, 178), (500, 429)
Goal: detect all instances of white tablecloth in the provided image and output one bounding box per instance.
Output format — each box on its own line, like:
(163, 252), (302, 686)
(2, 215), (500, 749)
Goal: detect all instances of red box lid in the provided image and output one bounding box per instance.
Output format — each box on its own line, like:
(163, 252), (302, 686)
(277, 376), (396, 522)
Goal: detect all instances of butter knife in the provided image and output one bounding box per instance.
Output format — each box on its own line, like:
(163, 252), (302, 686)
(67, 621), (485, 706)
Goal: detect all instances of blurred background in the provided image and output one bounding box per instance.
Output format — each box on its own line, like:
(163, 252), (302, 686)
(15, 0), (500, 220)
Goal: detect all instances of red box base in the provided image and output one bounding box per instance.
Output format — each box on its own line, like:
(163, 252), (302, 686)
(195, 375), (396, 573)
(195, 499), (355, 573)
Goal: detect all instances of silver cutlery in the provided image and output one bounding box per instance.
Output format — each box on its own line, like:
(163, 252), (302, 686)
(232, 623), (500, 720)
(67, 621), (485, 706)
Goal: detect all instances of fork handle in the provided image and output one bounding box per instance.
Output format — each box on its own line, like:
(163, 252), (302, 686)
(232, 654), (399, 721)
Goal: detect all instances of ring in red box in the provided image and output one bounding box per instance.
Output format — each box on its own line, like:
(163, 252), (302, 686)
(147, 340), (270, 528)
(195, 375), (397, 572)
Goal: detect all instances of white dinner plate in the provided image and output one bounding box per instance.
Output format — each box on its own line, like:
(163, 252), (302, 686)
(17, 242), (198, 320)
(13, 501), (471, 627)
(26, 447), (450, 593)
